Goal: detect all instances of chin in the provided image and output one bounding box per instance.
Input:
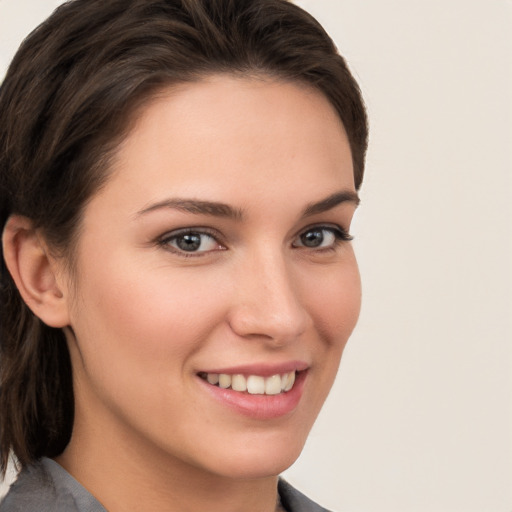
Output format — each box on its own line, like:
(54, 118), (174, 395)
(217, 453), (301, 481)
(199, 430), (309, 480)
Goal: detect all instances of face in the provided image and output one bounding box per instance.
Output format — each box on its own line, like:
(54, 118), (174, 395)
(61, 75), (361, 481)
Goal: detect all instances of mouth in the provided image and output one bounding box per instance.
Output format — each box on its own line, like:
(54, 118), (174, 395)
(196, 363), (308, 419)
(198, 371), (297, 395)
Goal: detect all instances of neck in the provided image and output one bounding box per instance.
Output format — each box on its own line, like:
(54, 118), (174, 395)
(56, 417), (281, 512)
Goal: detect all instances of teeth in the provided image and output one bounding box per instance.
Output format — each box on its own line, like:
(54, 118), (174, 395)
(284, 370), (295, 392)
(247, 375), (265, 394)
(265, 374), (282, 395)
(207, 373), (219, 385)
(203, 371), (297, 395)
(218, 374), (231, 389)
(231, 374), (247, 392)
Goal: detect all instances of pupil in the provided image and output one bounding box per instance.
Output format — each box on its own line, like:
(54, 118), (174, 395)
(302, 230), (323, 247)
(177, 234), (201, 251)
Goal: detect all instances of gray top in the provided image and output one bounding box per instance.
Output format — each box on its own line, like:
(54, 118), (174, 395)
(0, 458), (331, 512)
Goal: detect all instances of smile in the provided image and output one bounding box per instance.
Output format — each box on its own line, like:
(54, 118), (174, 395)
(197, 366), (308, 419)
(199, 371), (296, 395)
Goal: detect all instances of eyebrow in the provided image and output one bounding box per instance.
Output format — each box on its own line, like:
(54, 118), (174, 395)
(301, 190), (360, 217)
(135, 190), (359, 221)
(136, 198), (244, 220)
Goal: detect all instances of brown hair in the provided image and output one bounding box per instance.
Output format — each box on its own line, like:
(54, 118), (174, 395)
(0, 0), (368, 473)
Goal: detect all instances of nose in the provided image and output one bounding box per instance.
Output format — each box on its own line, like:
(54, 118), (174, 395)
(227, 249), (312, 345)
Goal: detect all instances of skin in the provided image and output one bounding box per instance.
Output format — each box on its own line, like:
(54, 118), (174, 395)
(44, 75), (362, 511)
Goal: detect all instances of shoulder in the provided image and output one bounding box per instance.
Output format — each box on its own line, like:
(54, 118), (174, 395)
(0, 459), (105, 512)
(278, 479), (332, 512)
(0, 460), (61, 512)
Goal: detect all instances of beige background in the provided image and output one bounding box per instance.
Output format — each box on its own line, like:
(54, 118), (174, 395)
(1, 1), (511, 510)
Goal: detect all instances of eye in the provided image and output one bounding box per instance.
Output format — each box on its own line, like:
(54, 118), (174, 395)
(293, 226), (352, 249)
(159, 229), (224, 255)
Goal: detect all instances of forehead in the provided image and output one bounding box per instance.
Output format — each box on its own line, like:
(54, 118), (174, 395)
(92, 75), (355, 215)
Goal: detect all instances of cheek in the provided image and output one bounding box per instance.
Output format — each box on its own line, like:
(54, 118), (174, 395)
(303, 255), (361, 347)
(68, 254), (228, 379)
(301, 253), (361, 395)
(66, 256), (233, 438)
(285, 255), (361, 435)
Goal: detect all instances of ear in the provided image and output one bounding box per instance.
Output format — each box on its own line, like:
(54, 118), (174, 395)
(2, 215), (71, 328)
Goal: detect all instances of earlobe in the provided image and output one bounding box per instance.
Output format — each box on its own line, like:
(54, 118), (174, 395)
(2, 215), (70, 328)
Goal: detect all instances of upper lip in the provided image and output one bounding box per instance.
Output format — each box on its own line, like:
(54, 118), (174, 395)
(197, 360), (309, 377)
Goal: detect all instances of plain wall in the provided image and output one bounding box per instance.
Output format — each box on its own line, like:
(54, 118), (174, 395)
(1, 1), (511, 510)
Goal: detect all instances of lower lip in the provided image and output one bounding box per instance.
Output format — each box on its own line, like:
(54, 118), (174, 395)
(197, 371), (307, 420)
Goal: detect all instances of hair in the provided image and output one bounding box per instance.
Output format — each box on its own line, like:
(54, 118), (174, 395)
(0, 0), (368, 474)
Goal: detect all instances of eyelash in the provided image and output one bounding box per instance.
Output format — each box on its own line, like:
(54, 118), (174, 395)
(157, 225), (353, 257)
(292, 225), (353, 250)
(157, 227), (224, 257)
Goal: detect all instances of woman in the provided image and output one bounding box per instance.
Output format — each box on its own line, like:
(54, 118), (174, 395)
(0, 0), (368, 510)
